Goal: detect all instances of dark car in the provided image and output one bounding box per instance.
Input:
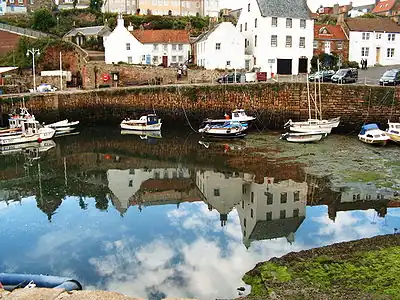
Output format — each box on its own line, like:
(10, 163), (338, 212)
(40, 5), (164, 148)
(216, 73), (243, 84)
(331, 68), (358, 84)
(379, 69), (400, 86)
(308, 70), (335, 82)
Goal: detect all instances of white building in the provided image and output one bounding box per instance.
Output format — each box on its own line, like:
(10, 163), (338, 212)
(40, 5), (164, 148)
(195, 22), (245, 70)
(103, 15), (190, 66)
(236, 0), (314, 76)
(344, 18), (400, 66)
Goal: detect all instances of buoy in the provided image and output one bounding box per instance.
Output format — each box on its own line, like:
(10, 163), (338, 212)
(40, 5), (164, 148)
(37, 138), (43, 143)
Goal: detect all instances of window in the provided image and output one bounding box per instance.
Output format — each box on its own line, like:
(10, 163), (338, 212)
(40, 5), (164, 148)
(245, 22), (247, 31)
(129, 179), (133, 187)
(336, 41), (343, 49)
(226, 60), (231, 66)
(251, 208), (254, 218)
(172, 44), (177, 51)
(280, 192), (287, 204)
(376, 33), (382, 39)
(153, 44), (159, 51)
(286, 18), (292, 28)
(215, 43), (221, 50)
(280, 210), (286, 219)
(18, 0), (23, 4)
(313, 40), (318, 49)
(178, 44), (183, 50)
(248, 3), (250, 12)
(271, 17), (277, 27)
(251, 192), (254, 203)
(127, 56), (132, 63)
(142, 55), (145, 61)
(163, 44), (168, 51)
(271, 35), (277, 47)
(214, 188), (220, 196)
(266, 212), (272, 221)
(242, 200), (244, 209)
(245, 38), (247, 47)
(361, 47), (369, 56)
(362, 32), (370, 40)
(172, 55), (177, 62)
(286, 35), (292, 47)
(178, 55), (183, 62)
(254, 35), (257, 47)
(293, 208), (299, 218)
(299, 37), (305, 48)
(265, 192), (273, 205)
(9, 0), (14, 3)
(126, 43), (131, 50)
(244, 218), (246, 228)
(387, 48), (395, 58)
(129, 169), (135, 174)
(388, 33), (395, 41)
(300, 19), (306, 29)
(242, 185), (247, 194)
(255, 18), (257, 28)
(293, 191), (300, 202)
(240, 24), (242, 32)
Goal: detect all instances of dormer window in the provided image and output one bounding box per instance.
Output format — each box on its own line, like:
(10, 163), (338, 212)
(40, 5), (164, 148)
(319, 27), (329, 34)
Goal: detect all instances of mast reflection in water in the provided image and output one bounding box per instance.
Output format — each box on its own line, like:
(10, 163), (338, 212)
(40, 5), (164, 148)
(0, 127), (399, 300)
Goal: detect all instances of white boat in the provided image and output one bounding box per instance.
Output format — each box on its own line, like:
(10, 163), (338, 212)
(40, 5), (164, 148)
(203, 109), (255, 125)
(0, 107), (36, 137)
(199, 120), (247, 138)
(358, 124), (390, 146)
(281, 131), (327, 143)
(45, 120), (80, 133)
(0, 119), (56, 146)
(386, 120), (400, 143)
(120, 130), (162, 139)
(120, 114), (162, 131)
(284, 62), (340, 133)
(0, 140), (56, 155)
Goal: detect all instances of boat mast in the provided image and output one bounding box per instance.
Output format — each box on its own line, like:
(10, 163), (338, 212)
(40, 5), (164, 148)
(306, 74), (311, 120)
(314, 74), (318, 119)
(317, 59), (322, 120)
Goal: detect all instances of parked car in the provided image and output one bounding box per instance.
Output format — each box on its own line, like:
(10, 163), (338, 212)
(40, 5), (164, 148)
(308, 70), (335, 82)
(216, 73), (244, 84)
(379, 69), (400, 86)
(331, 68), (358, 84)
(29, 83), (58, 93)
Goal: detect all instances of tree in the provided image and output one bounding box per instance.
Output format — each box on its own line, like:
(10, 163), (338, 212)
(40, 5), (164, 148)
(32, 9), (56, 32)
(89, 0), (103, 12)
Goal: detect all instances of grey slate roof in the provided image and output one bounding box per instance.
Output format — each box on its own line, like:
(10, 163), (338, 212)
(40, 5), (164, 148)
(195, 23), (222, 43)
(248, 216), (305, 241)
(256, 0), (312, 19)
(64, 26), (111, 38)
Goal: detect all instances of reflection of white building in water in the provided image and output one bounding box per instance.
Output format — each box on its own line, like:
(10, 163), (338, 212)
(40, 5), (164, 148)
(107, 167), (193, 214)
(340, 183), (395, 203)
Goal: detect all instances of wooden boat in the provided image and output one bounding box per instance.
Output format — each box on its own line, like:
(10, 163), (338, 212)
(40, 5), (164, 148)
(281, 131), (327, 143)
(358, 124), (390, 146)
(0, 119), (55, 146)
(203, 109), (255, 126)
(120, 114), (162, 131)
(386, 120), (400, 143)
(45, 120), (80, 133)
(198, 120), (247, 138)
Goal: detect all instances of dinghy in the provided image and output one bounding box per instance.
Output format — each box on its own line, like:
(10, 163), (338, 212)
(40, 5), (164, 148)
(199, 120), (247, 138)
(386, 120), (400, 143)
(45, 120), (80, 133)
(358, 123), (390, 146)
(120, 114), (162, 131)
(281, 131), (327, 143)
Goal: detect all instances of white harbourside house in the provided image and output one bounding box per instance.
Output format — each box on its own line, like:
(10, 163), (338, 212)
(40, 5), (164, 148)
(343, 18), (400, 67)
(236, 0), (314, 77)
(104, 15), (190, 66)
(195, 22), (245, 69)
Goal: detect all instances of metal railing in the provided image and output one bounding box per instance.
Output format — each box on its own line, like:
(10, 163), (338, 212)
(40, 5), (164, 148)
(0, 22), (54, 39)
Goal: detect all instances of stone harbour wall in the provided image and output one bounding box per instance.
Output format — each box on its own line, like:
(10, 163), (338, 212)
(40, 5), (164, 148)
(0, 82), (399, 132)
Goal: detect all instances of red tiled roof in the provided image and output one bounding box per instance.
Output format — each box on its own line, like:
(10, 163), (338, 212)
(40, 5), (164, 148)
(314, 24), (347, 40)
(131, 30), (190, 44)
(345, 17), (400, 32)
(372, 0), (396, 13)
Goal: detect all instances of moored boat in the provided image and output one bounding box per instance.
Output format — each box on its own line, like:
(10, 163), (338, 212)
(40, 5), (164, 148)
(199, 120), (247, 138)
(284, 117), (340, 134)
(281, 131), (327, 143)
(386, 120), (400, 143)
(120, 130), (162, 139)
(358, 123), (390, 146)
(120, 114), (162, 131)
(0, 107), (36, 137)
(45, 120), (80, 133)
(203, 109), (255, 126)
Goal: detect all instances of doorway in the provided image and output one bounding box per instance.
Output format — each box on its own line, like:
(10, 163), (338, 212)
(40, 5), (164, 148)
(277, 59), (292, 75)
(298, 58), (308, 74)
(376, 47), (381, 65)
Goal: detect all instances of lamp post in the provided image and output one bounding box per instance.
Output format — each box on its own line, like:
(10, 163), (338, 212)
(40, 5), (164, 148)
(26, 48), (40, 93)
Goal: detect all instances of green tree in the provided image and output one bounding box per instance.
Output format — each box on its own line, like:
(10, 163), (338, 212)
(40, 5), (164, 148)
(32, 9), (56, 32)
(360, 13), (377, 18)
(89, 0), (103, 13)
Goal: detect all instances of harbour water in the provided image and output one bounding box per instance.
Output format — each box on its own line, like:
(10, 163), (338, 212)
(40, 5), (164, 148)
(0, 127), (399, 300)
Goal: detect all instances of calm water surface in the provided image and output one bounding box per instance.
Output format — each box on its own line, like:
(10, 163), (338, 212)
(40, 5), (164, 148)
(0, 127), (399, 300)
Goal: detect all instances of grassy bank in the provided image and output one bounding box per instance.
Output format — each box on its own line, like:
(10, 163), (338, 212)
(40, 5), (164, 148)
(242, 234), (400, 300)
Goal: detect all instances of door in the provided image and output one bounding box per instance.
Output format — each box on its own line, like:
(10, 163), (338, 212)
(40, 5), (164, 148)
(324, 41), (331, 54)
(298, 58), (308, 74)
(145, 55), (151, 65)
(277, 59), (292, 75)
(376, 47), (381, 65)
(162, 55), (168, 68)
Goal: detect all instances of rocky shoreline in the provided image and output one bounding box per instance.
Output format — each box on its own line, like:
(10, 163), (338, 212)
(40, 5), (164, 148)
(241, 234), (400, 300)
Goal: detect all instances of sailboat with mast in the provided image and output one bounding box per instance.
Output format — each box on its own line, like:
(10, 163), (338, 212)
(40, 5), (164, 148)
(284, 62), (340, 134)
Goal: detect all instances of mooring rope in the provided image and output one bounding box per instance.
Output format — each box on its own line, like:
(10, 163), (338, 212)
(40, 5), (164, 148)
(177, 86), (198, 133)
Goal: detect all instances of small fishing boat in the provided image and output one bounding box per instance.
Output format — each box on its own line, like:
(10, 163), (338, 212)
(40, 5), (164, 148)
(45, 120), (80, 133)
(199, 120), (247, 138)
(284, 117), (340, 134)
(358, 123), (390, 146)
(386, 120), (400, 143)
(120, 114), (162, 131)
(0, 107), (36, 137)
(120, 130), (162, 139)
(281, 131), (327, 143)
(0, 119), (55, 146)
(203, 109), (255, 126)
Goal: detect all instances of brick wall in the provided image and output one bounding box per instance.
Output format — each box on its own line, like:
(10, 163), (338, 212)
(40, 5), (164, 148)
(1, 82), (399, 132)
(0, 30), (23, 55)
(313, 39), (350, 62)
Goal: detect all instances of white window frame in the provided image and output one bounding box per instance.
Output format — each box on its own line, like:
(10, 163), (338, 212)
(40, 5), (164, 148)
(376, 33), (382, 39)
(361, 47), (369, 57)
(362, 32), (370, 40)
(286, 18), (292, 28)
(271, 35), (277, 47)
(126, 43), (131, 50)
(300, 19), (306, 29)
(299, 37), (305, 48)
(215, 43), (221, 50)
(178, 44), (183, 51)
(387, 48), (395, 58)
(388, 33), (395, 41)
(313, 40), (318, 49)
(285, 35), (292, 47)
(271, 17), (277, 27)
(226, 60), (231, 66)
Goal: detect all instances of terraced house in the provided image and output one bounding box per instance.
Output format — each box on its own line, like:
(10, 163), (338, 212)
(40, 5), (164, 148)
(236, 0), (314, 77)
(372, 0), (400, 22)
(313, 24), (349, 62)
